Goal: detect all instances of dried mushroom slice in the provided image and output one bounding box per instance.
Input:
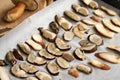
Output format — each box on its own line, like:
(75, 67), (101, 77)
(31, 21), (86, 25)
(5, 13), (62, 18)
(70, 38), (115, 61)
(81, 19), (96, 26)
(35, 71), (52, 80)
(49, 21), (59, 34)
(89, 1), (98, 9)
(63, 31), (74, 41)
(26, 39), (42, 51)
(55, 14), (72, 31)
(95, 24), (115, 38)
(18, 42), (32, 55)
(107, 45), (120, 52)
(77, 64), (92, 74)
(82, 0), (92, 5)
(13, 49), (24, 61)
(38, 28), (57, 42)
(90, 16), (101, 22)
(88, 34), (103, 46)
(39, 49), (55, 60)
(62, 53), (74, 62)
(32, 33), (46, 48)
(64, 10), (80, 21)
(68, 67), (79, 78)
(0, 59), (8, 66)
(93, 9), (105, 18)
(56, 57), (69, 69)
(47, 61), (60, 75)
(47, 43), (63, 56)
(89, 60), (110, 70)
(27, 54), (46, 66)
(55, 38), (71, 51)
(111, 17), (120, 27)
(95, 52), (120, 64)
(26, 77), (38, 80)
(79, 40), (89, 47)
(0, 67), (10, 80)
(11, 64), (28, 78)
(102, 19), (120, 33)
(74, 48), (86, 60)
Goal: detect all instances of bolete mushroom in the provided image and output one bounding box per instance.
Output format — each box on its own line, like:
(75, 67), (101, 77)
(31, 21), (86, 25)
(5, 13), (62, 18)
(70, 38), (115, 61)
(62, 53), (74, 62)
(4, 0), (38, 22)
(49, 21), (59, 34)
(93, 9), (105, 18)
(13, 49), (24, 61)
(111, 17), (120, 27)
(63, 31), (74, 41)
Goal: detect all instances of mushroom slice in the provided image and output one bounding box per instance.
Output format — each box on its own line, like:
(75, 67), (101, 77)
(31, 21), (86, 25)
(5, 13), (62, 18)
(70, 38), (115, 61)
(27, 54), (46, 66)
(49, 21), (59, 34)
(102, 19), (120, 33)
(32, 33), (46, 48)
(77, 64), (92, 74)
(38, 28), (57, 42)
(95, 52), (120, 64)
(55, 14), (72, 31)
(26, 77), (38, 80)
(82, 0), (92, 5)
(90, 16), (101, 22)
(88, 34), (103, 46)
(89, 60), (110, 70)
(63, 31), (74, 41)
(81, 19), (96, 26)
(56, 57), (69, 69)
(81, 43), (97, 53)
(55, 38), (71, 51)
(20, 62), (38, 74)
(35, 71), (52, 80)
(0, 67), (10, 80)
(107, 45), (120, 52)
(111, 17), (120, 27)
(18, 42), (32, 55)
(74, 48), (86, 60)
(95, 24), (115, 38)
(11, 64), (28, 78)
(93, 9), (105, 18)
(47, 61), (60, 75)
(6, 51), (17, 65)
(100, 6), (116, 16)
(79, 40), (89, 47)
(68, 67), (79, 78)
(64, 10), (80, 21)
(89, 1), (98, 9)
(47, 43), (63, 56)
(13, 49), (24, 61)
(62, 53), (74, 62)
(39, 49), (55, 60)
(26, 39), (42, 51)
(0, 60), (8, 66)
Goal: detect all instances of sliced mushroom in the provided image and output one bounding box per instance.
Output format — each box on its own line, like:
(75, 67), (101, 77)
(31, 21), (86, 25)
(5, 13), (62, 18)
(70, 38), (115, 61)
(95, 52), (120, 64)
(76, 23), (87, 31)
(100, 6), (116, 16)
(20, 62), (38, 74)
(26, 39), (43, 51)
(81, 19), (96, 26)
(81, 43), (97, 53)
(39, 49), (55, 60)
(82, 0), (92, 5)
(55, 38), (71, 51)
(35, 71), (52, 80)
(13, 49), (24, 61)
(90, 16), (101, 22)
(62, 53), (74, 62)
(0, 60), (8, 66)
(49, 21), (59, 34)
(63, 31), (74, 41)
(107, 45), (120, 52)
(95, 24), (115, 38)
(27, 54), (46, 66)
(74, 48), (86, 60)
(47, 43), (63, 56)
(26, 77), (38, 80)
(68, 67), (79, 78)
(88, 34), (103, 46)
(0, 67), (10, 80)
(6, 51), (17, 65)
(56, 57), (69, 69)
(111, 17), (120, 27)
(47, 61), (60, 75)
(102, 19), (120, 33)
(64, 10), (80, 21)
(77, 64), (92, 74)
(55, 14), (72, 31)
(93, 9), (105, 18)
(38, 28), (57, 42)
(89, 60), (110, 70)
(89, 1), (98, 9)
(79, 40), (89, 47)
(32, 33), (46, 48)
(18, 42), (32, 55)
(11, 64), (28, 78)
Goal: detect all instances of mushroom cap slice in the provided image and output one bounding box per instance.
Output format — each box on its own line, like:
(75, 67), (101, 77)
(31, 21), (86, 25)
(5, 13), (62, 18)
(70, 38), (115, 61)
(47, 43), (63, 56)
(0, 67), (10, 80)
(111, 17), (120, 27)
(26, 77), (38, 80)
(35, 71), (52, 80)
(55, 38), (71, 51)
(89, 1), (98, 9)
(20, 62), (38, 74)
(81, 19), (96, 26)
(11, 64), (28, 78)
(56, 57), (69, 69)
(63, 31), (74, 41)
(62, 53), (74, 62)
(93, 9), (105, 18)
(95, 24), (115, 38)
(47, 61), (60, 75)
(39, 49), (55, 60)
(13, 49), (24, 61)
(89, 60), (110, 70)
(107, 45), (120, 52)
(49, 21), (59, 34)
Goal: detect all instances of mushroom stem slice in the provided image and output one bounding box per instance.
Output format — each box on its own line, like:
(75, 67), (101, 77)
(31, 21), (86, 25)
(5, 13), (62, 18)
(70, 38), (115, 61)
(49, 21), (59, 34)
(0, 67), (10, 80)
(107, 45), (120, 52)
(89, 60), (110, 70)
(62, 53), (74, 62)
(68, 67), (79, 78)
(0, 60), (8, 66)
(90, 16), (101, 22)
(93, 9), (105, 18)
(89, 1), (98, 9)
(81, 19), (96, 26)
(26, 77), (38, 80)
(13, 49), (24, 61)
(63, 31), (74, 41)
(111, 17), (120, 27)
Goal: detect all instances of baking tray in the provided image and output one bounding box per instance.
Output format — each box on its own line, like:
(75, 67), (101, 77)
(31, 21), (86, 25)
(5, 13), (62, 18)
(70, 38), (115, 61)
(0, 0), (120, 80)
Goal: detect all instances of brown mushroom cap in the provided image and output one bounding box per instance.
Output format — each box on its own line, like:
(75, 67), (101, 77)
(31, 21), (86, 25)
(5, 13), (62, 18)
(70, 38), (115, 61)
(12, 0), (38, 11)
